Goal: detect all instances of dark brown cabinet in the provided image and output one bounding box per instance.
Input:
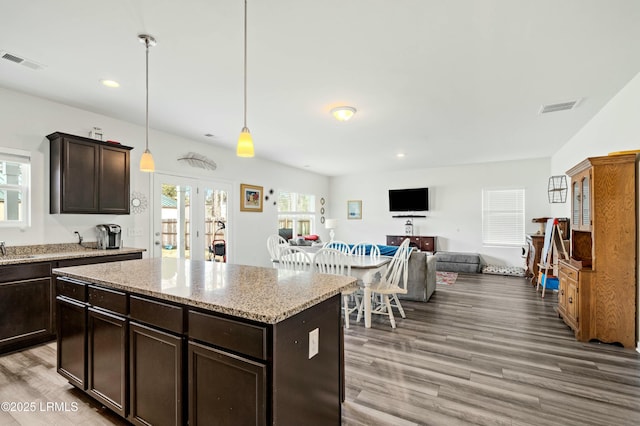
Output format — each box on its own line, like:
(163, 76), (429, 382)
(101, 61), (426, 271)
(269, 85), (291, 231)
(387, 235), (436, 252)
(55, 275), (342, 426)
(1, 252), (142, 355)
(48, 132), (132, 214)
(87, 306), (128, 417)
(188, 341), (266, 426)
(130, 323), (183, 426)
(56, 290), (87, 389)
(0, 262), (53, 353)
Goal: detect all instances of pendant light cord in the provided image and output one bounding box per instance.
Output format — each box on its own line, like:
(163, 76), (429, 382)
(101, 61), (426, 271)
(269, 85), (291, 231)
(145, 37), (150, 151)
(243, 0), (248, 129)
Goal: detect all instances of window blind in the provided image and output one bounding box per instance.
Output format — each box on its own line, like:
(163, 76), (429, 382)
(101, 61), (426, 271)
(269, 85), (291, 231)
(482, 188), (525, 246)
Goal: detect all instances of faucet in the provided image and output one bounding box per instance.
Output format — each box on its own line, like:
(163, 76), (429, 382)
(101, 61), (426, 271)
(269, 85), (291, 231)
(0, 241), (6, 256)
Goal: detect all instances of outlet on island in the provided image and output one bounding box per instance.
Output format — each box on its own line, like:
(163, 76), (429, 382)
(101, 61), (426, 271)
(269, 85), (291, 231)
(308, 328), (319, 359)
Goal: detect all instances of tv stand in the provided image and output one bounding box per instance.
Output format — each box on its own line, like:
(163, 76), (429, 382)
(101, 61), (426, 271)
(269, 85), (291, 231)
(387, 235), (436, 252)
(392, 215), (426, 218)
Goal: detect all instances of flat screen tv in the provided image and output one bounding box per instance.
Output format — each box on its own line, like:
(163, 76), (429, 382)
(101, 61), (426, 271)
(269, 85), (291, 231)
(388, 187), (429, 212)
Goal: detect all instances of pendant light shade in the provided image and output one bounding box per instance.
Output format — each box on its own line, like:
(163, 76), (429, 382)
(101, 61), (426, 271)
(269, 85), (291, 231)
(140, 149), (155, 172)
(237, 126), (254, 157)
(139, 34), (156, 172)
(237, 0), (254, 157)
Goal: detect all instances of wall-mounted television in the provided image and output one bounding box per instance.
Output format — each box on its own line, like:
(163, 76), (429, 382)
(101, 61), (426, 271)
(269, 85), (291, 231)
(388, 187), (429, 212)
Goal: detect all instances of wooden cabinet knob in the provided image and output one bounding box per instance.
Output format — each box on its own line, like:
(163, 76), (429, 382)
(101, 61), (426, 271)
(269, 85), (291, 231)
(568, 296), (573, 304)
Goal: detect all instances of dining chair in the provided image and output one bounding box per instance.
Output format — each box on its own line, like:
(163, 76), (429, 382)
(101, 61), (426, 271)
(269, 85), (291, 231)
(350, 242), (381, 260)
(359, 238), (411, 328)
(313, 248), (360, 328)
(278, 246), (312, 272)
(266, 234), (288, 267)
(323, 240), (350, 254)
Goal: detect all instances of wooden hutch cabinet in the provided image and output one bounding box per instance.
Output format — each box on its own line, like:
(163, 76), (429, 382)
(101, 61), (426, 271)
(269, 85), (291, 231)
(557, 154), (637, 348)
(48, 132), (132, 214)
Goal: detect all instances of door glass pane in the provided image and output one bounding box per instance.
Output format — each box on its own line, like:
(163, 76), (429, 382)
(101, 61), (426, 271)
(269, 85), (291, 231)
(581, 177), (590, 227)
(161, 184), (191, 259)
(205, 188), (228, 262)
(572, 181), (580, 225)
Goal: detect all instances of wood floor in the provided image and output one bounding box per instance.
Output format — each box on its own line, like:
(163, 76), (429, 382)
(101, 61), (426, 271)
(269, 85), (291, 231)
(342, 273), (640, 426)
(1, 273), (639, 425)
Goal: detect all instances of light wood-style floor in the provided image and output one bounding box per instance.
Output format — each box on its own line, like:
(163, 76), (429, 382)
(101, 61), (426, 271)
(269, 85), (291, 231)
(1, 273), (639, 425)
(342, 273), (640, 425)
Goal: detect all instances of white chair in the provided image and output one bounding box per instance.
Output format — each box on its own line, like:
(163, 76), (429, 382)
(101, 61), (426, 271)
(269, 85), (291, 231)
(359, 238), (411, 328)
(323, 240), (350, 254)
(267, 234), (288, 267)
(313, 248), (360, 328)
(279, 246), (312, 272)
(350, 242), (381, 260)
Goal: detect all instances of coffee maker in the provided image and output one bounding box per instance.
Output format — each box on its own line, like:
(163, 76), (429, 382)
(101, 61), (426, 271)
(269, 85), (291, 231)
(96, 224), (122, 249)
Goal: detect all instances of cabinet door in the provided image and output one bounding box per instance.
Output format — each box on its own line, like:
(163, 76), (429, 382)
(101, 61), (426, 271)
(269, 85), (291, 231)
(557, 270), (568, 315)
(62, 138), (100, 213)
(0, 277), (53, 353)
(571, 181), (580, 229)
(566, 279), (579, 329)
(129, 322), (183, 426)
(56, 296), (87, 389)
(88, 307), (127, 417)
(188, 341), (266, 426)
(100, 145), (130, 214)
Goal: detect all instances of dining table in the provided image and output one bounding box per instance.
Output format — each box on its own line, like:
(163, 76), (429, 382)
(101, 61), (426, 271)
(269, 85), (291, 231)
(278, 246), (392, 328)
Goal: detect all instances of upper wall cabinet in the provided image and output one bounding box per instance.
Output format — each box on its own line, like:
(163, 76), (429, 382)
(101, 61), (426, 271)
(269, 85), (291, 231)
(48, 132), (133, 214)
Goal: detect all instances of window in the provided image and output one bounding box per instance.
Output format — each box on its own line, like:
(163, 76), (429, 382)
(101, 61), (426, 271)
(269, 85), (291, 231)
(278, 191), (316, 237)
(0, 148), (31, 227)
(482, 188), (524, 246)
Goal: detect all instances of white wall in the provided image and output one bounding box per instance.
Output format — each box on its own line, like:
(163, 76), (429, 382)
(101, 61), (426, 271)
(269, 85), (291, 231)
(0, 87), (329, 267)
(329, 157), (551, 267)
(549, 70), (640, 351)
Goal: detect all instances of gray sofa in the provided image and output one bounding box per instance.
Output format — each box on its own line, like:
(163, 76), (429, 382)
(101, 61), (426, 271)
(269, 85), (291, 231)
(398, 252), (436, 302)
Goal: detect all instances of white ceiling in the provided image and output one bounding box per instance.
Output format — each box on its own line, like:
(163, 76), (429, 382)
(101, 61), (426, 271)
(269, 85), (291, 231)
(1, 0), (639, 176)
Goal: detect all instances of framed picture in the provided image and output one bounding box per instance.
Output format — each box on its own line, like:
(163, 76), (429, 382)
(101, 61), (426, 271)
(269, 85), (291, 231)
(240, 184), (263, 212)
(347, 200), (362, 220)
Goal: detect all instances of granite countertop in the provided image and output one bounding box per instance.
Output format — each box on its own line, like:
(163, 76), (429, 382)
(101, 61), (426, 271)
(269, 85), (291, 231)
(53, 258), (357, 324)
(0, 243), (145, 266)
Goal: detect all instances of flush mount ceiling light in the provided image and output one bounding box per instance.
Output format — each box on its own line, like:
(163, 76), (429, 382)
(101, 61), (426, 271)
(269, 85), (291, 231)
(330, 106), (356, 121)
(138, 34), (156, 172)
(236, 0), (254, 158)
(100, 79), (120, 88)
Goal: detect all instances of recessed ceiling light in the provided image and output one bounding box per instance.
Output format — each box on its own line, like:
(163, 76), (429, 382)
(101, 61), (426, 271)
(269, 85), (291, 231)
(330, 106), (356, 121)
(100, 79), (120, 88)
(397, 153), (405, 158)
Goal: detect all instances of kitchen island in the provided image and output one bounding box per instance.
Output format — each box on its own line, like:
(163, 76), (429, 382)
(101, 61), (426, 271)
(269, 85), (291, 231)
(52, 258), (356, 426)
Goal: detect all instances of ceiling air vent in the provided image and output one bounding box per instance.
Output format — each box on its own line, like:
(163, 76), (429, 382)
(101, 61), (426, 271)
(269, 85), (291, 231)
(539, 99), (581, 114)
(0, 50), (45, 70)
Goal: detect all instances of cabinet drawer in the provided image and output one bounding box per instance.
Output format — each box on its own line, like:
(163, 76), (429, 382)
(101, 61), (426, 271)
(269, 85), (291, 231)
(88, 286), (127, 315)
(130, 295), (184, 334)
(56, 277), (87, 302)
(188, 310), (267, 360)
(559, 266), (578, 281)
(0, 262), (51, 284)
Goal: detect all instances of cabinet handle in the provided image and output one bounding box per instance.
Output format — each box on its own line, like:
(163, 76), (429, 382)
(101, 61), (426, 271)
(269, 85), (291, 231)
(560, 290), (564, 296)
(568, 296), (573, 304)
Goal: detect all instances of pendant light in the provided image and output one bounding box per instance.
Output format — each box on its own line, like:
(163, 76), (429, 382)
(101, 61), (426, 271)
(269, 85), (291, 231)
(237, 0), (254, 157)
(139, 34), (156, 172)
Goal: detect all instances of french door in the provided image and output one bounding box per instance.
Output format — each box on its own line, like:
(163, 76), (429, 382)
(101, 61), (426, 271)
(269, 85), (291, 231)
(152, 173), (231, 261)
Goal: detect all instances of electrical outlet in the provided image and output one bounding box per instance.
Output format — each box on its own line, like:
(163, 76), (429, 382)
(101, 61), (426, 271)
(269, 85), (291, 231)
(308, 328), (319, 359)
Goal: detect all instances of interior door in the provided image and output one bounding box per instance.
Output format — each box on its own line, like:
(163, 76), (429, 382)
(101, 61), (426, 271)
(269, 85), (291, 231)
(153, 174), (230, 262)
